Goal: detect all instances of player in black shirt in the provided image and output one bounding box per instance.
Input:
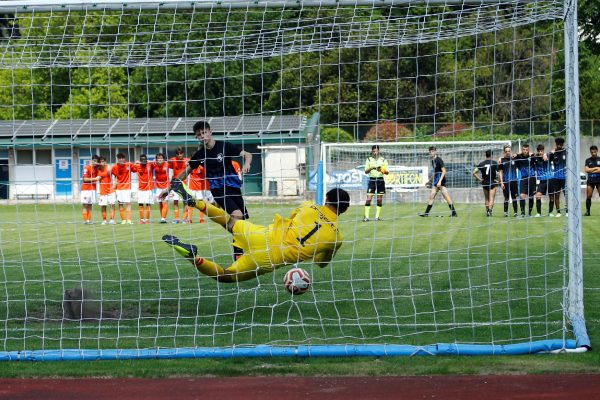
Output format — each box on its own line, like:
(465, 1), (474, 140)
(167, 120), (253, 260)
(498, 145), (519, 217)
(548, 137), (567, 217)
(584, 145), (600, 216)
(419, 146), (457, 217)
(514, 144), (536, 217)
(530, 144), (551, 217)
(472, 149), (498, 217)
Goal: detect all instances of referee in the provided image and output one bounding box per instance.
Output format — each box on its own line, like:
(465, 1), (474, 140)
(363, 145), (389, 221)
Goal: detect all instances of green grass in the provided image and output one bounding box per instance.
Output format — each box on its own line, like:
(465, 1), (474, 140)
(1, 202), (599, 376)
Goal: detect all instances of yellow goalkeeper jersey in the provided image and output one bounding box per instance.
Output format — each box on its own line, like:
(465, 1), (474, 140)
(269, 201), (343, 267)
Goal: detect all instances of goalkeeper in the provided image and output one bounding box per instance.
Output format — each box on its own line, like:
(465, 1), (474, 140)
(163, 180), (350, 282)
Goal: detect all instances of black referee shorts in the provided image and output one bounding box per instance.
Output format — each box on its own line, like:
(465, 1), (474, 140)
(211, 186), (249, 220)
(367, 178), (386, 194)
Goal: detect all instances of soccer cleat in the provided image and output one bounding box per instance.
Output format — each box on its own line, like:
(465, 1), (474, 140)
(556, 213), (562, 218)
(162, 234), (198, 258)
(121, 220), (127, 225)
(362, 217), (369, 222)
(513, 213), (518, 218)
(109, 220), (116, 225)
(375, 217), (383, 221)
(101, 220), (107, 225)
(548, 213), (555, 217)
(520, 213), (526, 218)
(170, 178), (196, 207)
(584, 211), (591, 216)
(418, 213), (429, 217)
(504, 212), (509, 218)
(172, 219), (180, 224)
(160, 218), (167, 224)
(450, 212), (458, 218)
(534, 213), (541, 218)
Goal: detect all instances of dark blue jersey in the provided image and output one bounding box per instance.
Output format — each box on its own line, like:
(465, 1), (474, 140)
(188, 141), (243, 189)
(531, 155), (551, 181)
(586, 156), (600, 183)
(499, 156), (518, 182)
(549, 149), (567, 180)
(514, 153), (534, 178)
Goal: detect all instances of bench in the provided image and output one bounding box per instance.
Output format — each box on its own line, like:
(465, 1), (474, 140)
(16, 193), (51, 200)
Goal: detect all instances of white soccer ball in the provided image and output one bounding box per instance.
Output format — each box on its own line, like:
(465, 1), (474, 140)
(283, 267), (311, 295)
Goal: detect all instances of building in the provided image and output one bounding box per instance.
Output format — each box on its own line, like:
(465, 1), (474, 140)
(0, 114), (318, 201)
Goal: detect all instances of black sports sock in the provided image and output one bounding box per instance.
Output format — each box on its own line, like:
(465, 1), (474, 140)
(549, 200), (554, 213)
(586, 199), (591, 213)
(512, 200), (518, 214)
(536, 199), (542, 214)
(519, 199), (526, 214)
(424, 204), (432, 214)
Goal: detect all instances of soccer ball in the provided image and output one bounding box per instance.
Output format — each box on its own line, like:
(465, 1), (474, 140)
(283, 267), (311, 295)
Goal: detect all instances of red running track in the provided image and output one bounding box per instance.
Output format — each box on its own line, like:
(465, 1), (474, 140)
(1, 375), (600, 400)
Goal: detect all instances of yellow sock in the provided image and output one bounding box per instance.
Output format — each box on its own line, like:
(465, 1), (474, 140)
(376, 206), (382, 218)
(196, 201), (230, 226)
(194, 257), (225, 278)
(364, 206), (370, 219)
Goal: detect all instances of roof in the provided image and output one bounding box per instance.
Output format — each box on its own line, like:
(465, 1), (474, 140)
(0, 115), (310, 147)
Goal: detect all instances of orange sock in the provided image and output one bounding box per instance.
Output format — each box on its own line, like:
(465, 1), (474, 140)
(82, 209), (89, 221)
(119, 206), (125, 220)
(138, 205), (144, 219)
(101, 209), (107, 220)
(145, 207), (151, 220)
(174, 208), (180, 220)
(126, 209), (131, 220)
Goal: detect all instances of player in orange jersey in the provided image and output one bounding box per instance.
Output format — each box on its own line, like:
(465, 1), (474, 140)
(133, 154), (154, 224)
(111, 153), (134, 224)
(151, 153), (170, 224)
(97, 156), (116, 225)
(186, 164), (214, 223)
(168, 147), (189, 223)
(81, 155), (100, 224)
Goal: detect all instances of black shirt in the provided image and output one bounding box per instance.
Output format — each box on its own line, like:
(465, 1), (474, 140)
(477, 159), (498, 185)
(188, 141), (243, 189)
(514, 153), (533, 178)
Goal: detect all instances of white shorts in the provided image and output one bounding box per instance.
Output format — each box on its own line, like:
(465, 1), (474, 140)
(170, 190), (182, 202)
(115, 189), (131, 204)
(98, 193), (116, 206)
(154, 188), (169, 202)
(193, 190), (214, 203)
(80, 190), (97, 205)
(137, 190), (154, 205)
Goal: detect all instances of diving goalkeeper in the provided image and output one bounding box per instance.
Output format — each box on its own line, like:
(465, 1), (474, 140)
(163, 179), (350, 282)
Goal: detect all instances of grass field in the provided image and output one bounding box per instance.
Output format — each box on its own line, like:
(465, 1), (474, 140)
(1, 201), (599, 376)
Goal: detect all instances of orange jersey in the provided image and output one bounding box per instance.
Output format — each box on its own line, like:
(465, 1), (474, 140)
(231, 160), (242, 179)
(188, 165), (209, 191)
(111, 162), (134, 190)
(169, 157), (189, 180)
(152, 161), (170, 189)
(97, 165), (114, 195)
(133, 162), (154, 191)
(81, 164), (98, 191)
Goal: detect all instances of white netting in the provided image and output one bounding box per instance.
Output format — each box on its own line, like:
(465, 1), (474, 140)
(0, 0), (585, 358)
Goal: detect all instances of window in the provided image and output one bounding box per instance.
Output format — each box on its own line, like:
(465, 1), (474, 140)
(36, 150), (52, 165)
(16, 150), (33, 165)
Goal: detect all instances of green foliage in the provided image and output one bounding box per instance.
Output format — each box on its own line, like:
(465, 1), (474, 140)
(320, 127), (354, 142)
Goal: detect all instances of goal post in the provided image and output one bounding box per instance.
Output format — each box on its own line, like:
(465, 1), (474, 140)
(0, 0), (590, 361)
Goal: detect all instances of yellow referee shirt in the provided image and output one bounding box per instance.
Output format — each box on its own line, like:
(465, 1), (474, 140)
(365, 156), (389, 178)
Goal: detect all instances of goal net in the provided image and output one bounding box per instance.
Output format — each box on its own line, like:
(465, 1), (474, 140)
(0, 0), (589, 360)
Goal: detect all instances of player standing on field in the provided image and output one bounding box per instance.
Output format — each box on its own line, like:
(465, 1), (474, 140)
(171, 120), (252, 261)
(111, 153), (134, 224)
(163, 186), (349, 283)
(97, 156), (116, 225)
(151, 153), (170, 223)
(363, 144), (389, 222)
(133, 154), (154, 224)
(584, 145), (600, 216)
(548, 137), (567, 217)
(81, 155), (100, 224)
(498, 145), (519, 217)
(531, 144), (551, 217)
(472, 149), (498, 217)
(514, 144), (536, 217)
(186, 164), (214, 223)
(419, 146), (457, 217)
(169, 147), (189, 224)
